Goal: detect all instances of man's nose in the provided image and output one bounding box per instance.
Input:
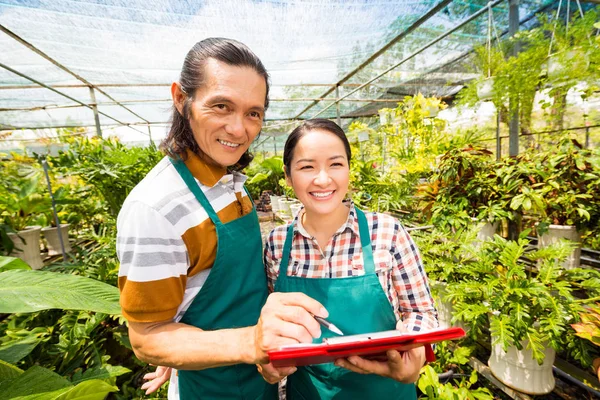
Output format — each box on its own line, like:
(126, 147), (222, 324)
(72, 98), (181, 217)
(225, 114), (245, 137)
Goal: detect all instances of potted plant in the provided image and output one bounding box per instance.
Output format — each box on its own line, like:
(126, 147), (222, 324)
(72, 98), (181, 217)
(246, 155), (285, 213)
(531, 138), (600, 269)
(420, 147), (511, 234)
(0, 158), (48, 269)
(39, 186), (80, 256)
(448, 234), (587, 394)
(571, 303), (600, 380)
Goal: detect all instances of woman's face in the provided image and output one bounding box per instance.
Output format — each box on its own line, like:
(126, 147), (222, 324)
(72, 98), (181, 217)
(286, 129), (350, 217)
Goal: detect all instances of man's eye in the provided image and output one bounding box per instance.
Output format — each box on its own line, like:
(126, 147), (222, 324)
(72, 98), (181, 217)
(215, 104), (227, 110)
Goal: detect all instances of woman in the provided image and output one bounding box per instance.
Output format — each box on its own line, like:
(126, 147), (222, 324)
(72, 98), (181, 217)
(261, 119), (437, 399)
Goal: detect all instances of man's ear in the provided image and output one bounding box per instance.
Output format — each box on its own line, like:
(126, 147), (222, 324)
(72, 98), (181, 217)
(171, 82), (186, 116)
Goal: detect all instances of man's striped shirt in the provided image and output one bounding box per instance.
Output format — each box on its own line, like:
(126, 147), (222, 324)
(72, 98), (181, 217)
(117, 151), (253, 323)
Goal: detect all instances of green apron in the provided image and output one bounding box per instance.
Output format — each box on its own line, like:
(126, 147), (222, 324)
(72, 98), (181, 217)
(172, 159), (277, 400)
(274, 207), (417, 400)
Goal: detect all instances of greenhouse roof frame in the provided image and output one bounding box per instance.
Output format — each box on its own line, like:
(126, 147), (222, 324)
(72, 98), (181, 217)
(0, 0), (597, 141)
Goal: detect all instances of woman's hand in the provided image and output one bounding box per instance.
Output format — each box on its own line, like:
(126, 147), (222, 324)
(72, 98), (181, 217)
(334, 346), (425, 383)
(257, 362), (297, 384)
(141, 365), (172, 395)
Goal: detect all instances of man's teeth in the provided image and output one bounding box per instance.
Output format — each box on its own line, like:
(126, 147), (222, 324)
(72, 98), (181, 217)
(218, 139), (240, 148)
(311, 191), (333, 198)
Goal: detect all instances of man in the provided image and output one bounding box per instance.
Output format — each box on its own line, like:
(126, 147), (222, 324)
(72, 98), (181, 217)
(117, 38), (325, 399)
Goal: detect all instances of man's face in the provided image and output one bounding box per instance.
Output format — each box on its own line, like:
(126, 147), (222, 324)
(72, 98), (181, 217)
(186, 58), (266, 168)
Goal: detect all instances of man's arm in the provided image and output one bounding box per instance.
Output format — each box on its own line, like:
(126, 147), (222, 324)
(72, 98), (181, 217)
(128, 292), (327, 370)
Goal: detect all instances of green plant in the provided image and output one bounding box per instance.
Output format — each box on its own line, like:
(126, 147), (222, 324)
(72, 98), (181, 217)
(246, 155), (285, 197)
(532, 138), (600, 234)
(447, 234), (592, 365)
(417, 365), (494, 400)
(571, 303), (600, 346)
(419, 147), (510, 231)
(0, 154), (49, 231)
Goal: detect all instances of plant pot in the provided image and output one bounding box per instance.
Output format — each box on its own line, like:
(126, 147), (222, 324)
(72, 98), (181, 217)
(547, 49), (590, 82)
(278, 199), (295, 216)
(475, 220), (499, 242)
(431, 281), (469, 332)
(426, 105), (438, 118)
(476, 77), (496, 101)
(379, 109), (390, 126)
(8, 226), (44, 270)
(538, 224), (581, 270)
(41, 224), (71, 256)
(269, 195), (282, 212)
(488, 338), (555, 395)
(290, 203), (303, 218)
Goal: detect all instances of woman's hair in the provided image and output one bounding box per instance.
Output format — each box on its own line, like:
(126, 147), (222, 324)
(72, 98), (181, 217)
(283, 119), (352, 176)
(160, 37), (270, 171)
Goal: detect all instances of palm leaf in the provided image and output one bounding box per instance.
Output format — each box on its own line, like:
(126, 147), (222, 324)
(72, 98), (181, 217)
(0, 256), (31, 272)
(0, 270), (120, 315)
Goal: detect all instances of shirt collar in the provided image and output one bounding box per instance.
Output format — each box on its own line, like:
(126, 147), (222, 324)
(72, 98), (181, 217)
(294, 199), (359, 239)
(183, 149), (227, 187)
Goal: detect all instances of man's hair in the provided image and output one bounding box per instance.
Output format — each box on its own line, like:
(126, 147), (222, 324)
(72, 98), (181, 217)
(160, 37), (270, 171)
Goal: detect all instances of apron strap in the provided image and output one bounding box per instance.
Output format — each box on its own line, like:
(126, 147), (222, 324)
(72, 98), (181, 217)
(278, 207), (376, 278)
(279, 222), (295, 277)
(171, 157), (222, 226)
(355, 207), (376, 275)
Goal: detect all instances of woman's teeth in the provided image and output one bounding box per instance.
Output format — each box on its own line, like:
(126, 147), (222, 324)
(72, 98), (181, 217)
(311, 191), (333, 198)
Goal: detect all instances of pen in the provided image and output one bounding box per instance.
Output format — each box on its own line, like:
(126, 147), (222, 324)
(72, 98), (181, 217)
(314, 315), (344, 335)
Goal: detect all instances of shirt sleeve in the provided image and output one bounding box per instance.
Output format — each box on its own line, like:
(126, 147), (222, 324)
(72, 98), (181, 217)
(390, 221), (438, 332)
(117, 200), (188, 323)
(263, 228), (281, 294)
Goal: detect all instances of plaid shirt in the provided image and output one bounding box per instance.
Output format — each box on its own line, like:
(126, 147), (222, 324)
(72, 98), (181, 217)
(264, 201), (438, 332)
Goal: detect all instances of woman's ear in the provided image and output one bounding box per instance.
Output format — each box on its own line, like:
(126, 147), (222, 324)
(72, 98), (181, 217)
(171, 82), (186, 116)
(284, 166), (292, 187)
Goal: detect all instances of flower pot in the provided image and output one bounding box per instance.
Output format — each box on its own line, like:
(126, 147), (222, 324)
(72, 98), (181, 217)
(8, 226), (44, 270)
(476, 221), (499, 242)
(476, 77), (496, 101)
(488, 338), (555, 395)
(538, 224), (581, 270)
(290, 203), (303, 218)
(378, 109), (390, 126)
(547, 49), (590, 82)
(41, 224), (71, 256)
(278, 199), (295, 216)
(269, 195), (282, 212)
(426, 105), (438, 118)
(431, 281), (469, 332)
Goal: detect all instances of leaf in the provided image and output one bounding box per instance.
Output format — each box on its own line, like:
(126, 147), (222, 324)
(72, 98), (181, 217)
(0, 359), (23, 385)
(0, 257), (31, 272)
(70, 365), (131, 385)
(55, 380), (118, 400)
(0, 270), (120, 315)
(0, 365), (72, 399)
(0, 335), (44, 364)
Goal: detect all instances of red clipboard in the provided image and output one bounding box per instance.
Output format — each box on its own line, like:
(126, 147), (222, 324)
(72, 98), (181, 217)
(268, 327), (465, 367)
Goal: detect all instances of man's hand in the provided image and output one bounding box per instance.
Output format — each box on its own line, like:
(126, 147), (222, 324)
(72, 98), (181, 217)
(252, 292), (326, 363)
(257, 362), (297, 384)
(141, 365), (172, 395)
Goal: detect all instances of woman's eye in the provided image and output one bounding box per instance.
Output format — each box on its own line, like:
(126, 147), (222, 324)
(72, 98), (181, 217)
(331, 162), (344, 167)
(300, 165), (313, 170)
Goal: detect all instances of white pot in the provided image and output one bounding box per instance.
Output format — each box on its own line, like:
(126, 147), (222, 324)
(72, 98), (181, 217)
(426, 105), (438, 118)
(8, 226), (44, 270)
(378, 109), (389, 126)
(476, 77), (495, 101)
(269, 195), (282, 212)
(41, 224), (71, 256)
(475, 220), (499, 242)
(431, 281), (468, 332)
(488, 338), (555, 395)
(278, 199), (295, 216)
(290, 203), (303, 218)
(538, 224), (581, 270)
(547, 49), (590, 81)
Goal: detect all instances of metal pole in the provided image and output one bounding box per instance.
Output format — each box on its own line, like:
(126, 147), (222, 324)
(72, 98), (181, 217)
(89, 87), (102, 138)
(335, 85), (341, 127)
(147, 124), (153, 147)
(273, 136), (277, 156)
(508, 0), (520, 157)
(42, 159), (67, 262)
(381, 132), (387, 175)
(496, 109), (501, 160)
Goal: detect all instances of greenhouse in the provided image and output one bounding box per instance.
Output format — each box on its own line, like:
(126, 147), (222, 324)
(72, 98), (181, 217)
(1, 0), (600, 398)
